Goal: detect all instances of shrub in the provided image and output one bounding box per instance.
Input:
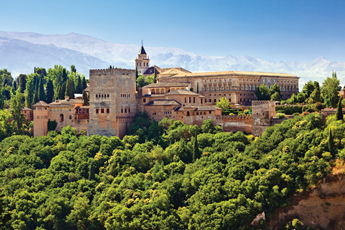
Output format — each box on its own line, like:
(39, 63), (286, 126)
(276, 113), (286, 118)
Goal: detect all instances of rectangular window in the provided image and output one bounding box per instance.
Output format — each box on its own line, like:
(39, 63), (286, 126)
(143, 99), (146, 103)
(214, 99), (216, 102)
(201, 99), (203, 104)
(96, 109), (99, 114)
(189, 97), (191, 103)
(101, 109), (104, 113)
(193, 97), (195, 103)
(106, 108), (109, 113)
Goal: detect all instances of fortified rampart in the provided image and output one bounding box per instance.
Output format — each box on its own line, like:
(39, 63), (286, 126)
(214, 115), (252, 133)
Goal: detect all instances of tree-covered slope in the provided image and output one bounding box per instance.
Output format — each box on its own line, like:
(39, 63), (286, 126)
(0, 113), (342, 229)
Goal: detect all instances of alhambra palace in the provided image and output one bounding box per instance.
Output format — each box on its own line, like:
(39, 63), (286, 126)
(33, 45), (300, 138)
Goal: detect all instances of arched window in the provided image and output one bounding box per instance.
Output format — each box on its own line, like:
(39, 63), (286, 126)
(124, 108), (127, 113)
(187, 111), (190, 116)
(249, 85), (252, 90)
(128, 108), (130, 113)
(107, 94), (109, 97)
(121, 108), (123, 113)
(246, 85), (248, 90)
(60, 114), (64, 122)
(96, 94), (98, 98)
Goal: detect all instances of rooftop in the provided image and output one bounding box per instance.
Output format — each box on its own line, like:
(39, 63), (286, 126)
(145, 99), (181, 106)
(143, 82), (190, 88)
(165, 89), (202, 96)
(160, 70), (298, 78)
(32, 101), (49, 107)
(139, 46), (146, 55)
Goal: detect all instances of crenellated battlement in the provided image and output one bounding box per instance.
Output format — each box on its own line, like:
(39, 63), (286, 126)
(89, 68), (135, 75)
(252, 100), (272, 105)
(215, 115), (252, 120)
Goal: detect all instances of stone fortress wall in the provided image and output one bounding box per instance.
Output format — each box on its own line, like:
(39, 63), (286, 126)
(87, 68), (137, 138)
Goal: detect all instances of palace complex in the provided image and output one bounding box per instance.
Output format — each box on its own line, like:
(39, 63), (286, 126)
(33, 45), (299, 137)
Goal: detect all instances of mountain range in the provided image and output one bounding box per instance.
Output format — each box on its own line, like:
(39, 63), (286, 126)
(1, 31), (345, 89)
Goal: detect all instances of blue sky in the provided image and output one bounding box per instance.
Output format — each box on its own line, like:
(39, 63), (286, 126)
(1, 0), (345, 62)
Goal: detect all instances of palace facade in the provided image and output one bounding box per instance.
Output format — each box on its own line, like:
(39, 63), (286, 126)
(33, 45), (299, 137)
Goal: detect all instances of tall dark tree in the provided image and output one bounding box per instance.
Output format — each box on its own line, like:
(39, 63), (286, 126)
(82, 90), (89, 106)
(76, 75), (83, 93)
(70, 65), (76, 73)
(33, 89), (39, 104)
(82, 77), (87, 90)
(38, 78), (46, 102)
(25, 77), (34, 108)
(0, 69), (13, 86)
(10, 89), (24, 134)
(336, 97), (343, 121)
(18, 74), (27, 93)
(329, 128), (335, 156)
(13, 81), (17, 91)
(46, 79), (54, 103)
(65, 79), (75, 99)
(135, 67), (139, 79)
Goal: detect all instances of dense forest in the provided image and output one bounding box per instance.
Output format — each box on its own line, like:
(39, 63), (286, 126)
(0, 110), (343, 229)
(0, 66), (88, 110)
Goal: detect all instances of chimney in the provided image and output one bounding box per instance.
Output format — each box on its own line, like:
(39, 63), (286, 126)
(65, 96), (70, 101)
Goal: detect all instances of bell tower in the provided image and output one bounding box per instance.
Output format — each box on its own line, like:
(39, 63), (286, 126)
(135, 41), (150, 75)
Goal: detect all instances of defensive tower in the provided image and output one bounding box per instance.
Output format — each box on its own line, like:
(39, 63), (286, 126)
(88, 68), (137, 138)
(251, 100), (276, 136)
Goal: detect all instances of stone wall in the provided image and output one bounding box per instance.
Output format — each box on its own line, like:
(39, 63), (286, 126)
(88, 68), (136, 138)
(252, 100), (276, 136)
(214, 115), (252, 133)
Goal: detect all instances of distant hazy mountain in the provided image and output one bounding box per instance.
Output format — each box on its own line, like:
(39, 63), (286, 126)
(1, 31), (345, 89)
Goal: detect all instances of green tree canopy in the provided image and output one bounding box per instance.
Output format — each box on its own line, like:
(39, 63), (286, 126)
(321, 72), (341, 108)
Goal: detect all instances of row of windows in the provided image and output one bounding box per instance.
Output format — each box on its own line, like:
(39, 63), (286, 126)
(96, 94), (109, 98)
(137, 62), (149, 67)
(164, 111), (172, 115)
(120, 94), (130, 98)
(121, 108), (130, 113)
(185, 97), (196, 103)
(96, 108), (110, 114)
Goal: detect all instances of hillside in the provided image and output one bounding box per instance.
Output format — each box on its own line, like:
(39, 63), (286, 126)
(0, 112), (344, 229)
(1, 31), (345, 88)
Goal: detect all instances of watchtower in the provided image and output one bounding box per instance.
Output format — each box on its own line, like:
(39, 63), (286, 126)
(251, 100), (276, 136)
(135, 42), (150, 75)
(88, 68), (137, 138)
(32, 101), (49, 137)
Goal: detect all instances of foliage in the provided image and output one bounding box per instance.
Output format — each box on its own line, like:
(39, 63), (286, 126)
(321, 71), (341, 108)
(255, 84), (270, 100)
(216, 97), (231, 111)
(336, 97), (343, 121)
(0, 100), (342, 229)
(275, 113), (286, 118)
(271, 92), (281, 101)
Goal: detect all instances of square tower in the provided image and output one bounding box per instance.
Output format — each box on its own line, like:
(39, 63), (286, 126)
(88, 68), (137, 138)
(251, 100), (276, 136)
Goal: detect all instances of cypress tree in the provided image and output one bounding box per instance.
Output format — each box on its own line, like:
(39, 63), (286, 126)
(329, 128), (335, 155)
(33, 90), (39, 104)
(46, 80), (54, 103)
(38, 78), (46, 101)
(65, 79), (74, 99)
(135, 67), (138, 79)
(336, 97), (343, 121)
(76, 75), (83, 93)
(82, 90), (89, 106)
(82, 77), (87, 90)
(154, 68), (157, 83)
(197, 82), (199, 93)
(58, 82), (66, 99)
(25, 78), (34, 108)
(13, 81), (17, 91)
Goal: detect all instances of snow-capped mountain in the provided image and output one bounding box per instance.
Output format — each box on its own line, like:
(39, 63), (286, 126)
(1, 31), (345, 89)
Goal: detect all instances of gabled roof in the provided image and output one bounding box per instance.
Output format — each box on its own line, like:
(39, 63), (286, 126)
(49, 99), (84, 107)
(175, 105), (220, 111)
(22, 107), (32, 111)
(160, 68), (190, 76)
(143, 66), (160, 75)
(139, 46), (147, 55)
(32, 101), (49, 107)
(165, 89), (204, 96)
(144, 99), (181, 106)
